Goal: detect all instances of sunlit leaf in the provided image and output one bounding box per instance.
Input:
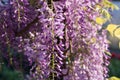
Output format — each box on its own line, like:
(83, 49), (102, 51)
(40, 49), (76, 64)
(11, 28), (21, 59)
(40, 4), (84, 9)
(99, 0), (119, 21)
(106, 24), (119, 37)
(111, 4), (119, 11)
(102, 0), (119, 10)
(96, 17), (106, 25)
(102, 9), (111, 20)
(114, 27), (120, 39)
(105, 51), (111, 56)
(108, 76), (120, 80)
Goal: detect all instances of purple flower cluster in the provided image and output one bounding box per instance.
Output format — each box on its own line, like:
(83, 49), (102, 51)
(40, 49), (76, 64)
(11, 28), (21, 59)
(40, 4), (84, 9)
(0, 0), (110, 80)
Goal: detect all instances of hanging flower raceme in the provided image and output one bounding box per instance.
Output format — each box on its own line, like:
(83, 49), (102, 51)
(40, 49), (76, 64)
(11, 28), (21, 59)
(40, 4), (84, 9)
(62, 0), (110, 80)
(24, 0), (66, 79)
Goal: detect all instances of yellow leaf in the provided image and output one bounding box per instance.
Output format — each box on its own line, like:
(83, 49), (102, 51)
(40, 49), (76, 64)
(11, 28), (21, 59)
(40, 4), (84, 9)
(106, 24), (119, 37)
(95, 5), (101, 10)
(107, 40), (111, 44)
(114, 27), (120, 39)
(96, 17), (106, 25)
(114, 5), (119, 10)
(111, 4), (119, 11)
(102, 9), (111, 20)
(105, 51), (111, 56)
(108, 76), (120, 80)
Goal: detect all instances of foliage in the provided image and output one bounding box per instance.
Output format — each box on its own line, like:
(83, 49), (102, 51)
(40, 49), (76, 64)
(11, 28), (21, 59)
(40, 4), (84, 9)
(0, 64), (24, 80)
(108, 76), (120, 80)
(106, 24), (120, 49)
(108, 58), (120, 78)
(95, 0), (119, 25)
